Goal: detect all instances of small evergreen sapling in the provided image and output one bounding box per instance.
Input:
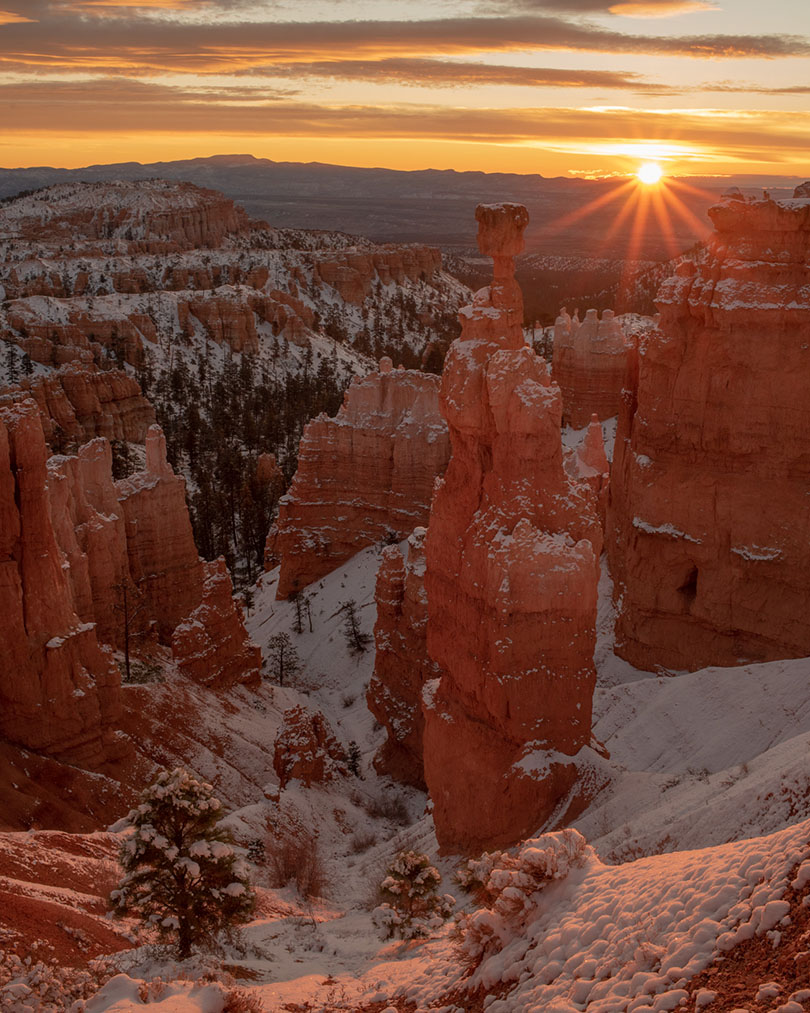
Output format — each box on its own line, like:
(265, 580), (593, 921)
(110, 767), (255, 959)
(372, 850), (455, 939)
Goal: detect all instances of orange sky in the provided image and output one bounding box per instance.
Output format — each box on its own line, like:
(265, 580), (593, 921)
(1, 0), (808, 178)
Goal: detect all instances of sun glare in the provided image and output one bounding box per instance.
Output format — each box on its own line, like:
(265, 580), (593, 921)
(637, 162), (663, 185)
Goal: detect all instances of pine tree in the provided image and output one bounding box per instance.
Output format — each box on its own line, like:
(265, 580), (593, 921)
(372, 850), (455, 939)
(266, 632), (302, 686)
(110, 768), (255, 959)
(340, 599), (370, 654)
(347, 741), (361, 777)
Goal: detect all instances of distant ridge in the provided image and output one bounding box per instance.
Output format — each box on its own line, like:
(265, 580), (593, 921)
(0, 154), (802, 257)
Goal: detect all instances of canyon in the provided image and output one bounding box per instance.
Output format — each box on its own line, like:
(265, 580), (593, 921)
(2, 173), (810, 1013)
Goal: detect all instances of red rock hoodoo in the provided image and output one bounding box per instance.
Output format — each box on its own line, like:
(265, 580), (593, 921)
(273, 706), (347, 788)
(552, 307), (633, 427)
(607, 189), (810, 671)
(172, 558), (262, 690)
(0, 400), (122, 766)
(367, 527), (438, 790)
(268, 358), (450, 599)
(116, 425), (206, 641)
(423, 203), (603, 853)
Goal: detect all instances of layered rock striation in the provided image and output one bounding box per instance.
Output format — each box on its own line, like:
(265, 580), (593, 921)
(552, 307), (633, 427)
(268, 358), (450, 599)
(1, 366), (154, 448)
(0, 410), (261, 772)
(423, 203), (603, 853)
(607, 189), (810, 671)
(0, 400), (123, 766)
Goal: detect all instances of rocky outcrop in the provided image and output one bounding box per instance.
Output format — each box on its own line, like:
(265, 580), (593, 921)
(607, 191), (810, 671)
(46, 438), (135, 649)
(273, 706), (347, 788)
(1, 366), (154, 449)
(315, 246), (441, 304)
(367, 528), (438, 789)
(116, 426), (205, 642)
(0, 400), (123, 766)
(423, 203), (602, 853)
(566, 415), (610, 527)
(268, 357), (450, 599)
(0, 180), (251, 251)
(180, 293), (259, 354)
(552, 308), (633, 427)
(172, 558), (261, 690)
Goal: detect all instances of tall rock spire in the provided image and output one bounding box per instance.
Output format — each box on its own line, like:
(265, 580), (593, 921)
(422, 203), (603, 853)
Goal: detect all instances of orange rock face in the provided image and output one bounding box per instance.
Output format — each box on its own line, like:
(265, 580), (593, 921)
(315, 246), (441, 304)
(1, 365), (154, 448)
(423, 203), (602, 853)
(269, 357), (450, 599)
(0, 400), (122, 766)
(273, 705), (347, 788)
(116, 426), (206, 641)
(607, 191), (810, 671)
(367, 528), (438, 789)
(172, 558), (261, 690)
(552, 308), (633, 427)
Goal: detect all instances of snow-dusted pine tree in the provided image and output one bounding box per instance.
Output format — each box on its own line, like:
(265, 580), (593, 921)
(110, 767), (255, 959)
(373, 850), (455, 939)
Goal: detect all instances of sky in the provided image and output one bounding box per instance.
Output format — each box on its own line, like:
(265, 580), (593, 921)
(0, 0), (808, 178)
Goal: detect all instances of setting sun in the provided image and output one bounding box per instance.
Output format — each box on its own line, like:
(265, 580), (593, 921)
(637, 162), (664, 185)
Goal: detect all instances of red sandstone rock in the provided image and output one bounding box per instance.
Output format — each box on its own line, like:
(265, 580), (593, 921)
(172, 557), (261, 690)
(0, 180), (250, 250)
(182, 292), (260, 354)
(367, 528), (438, 789)
(566, 415), (610, 527)
(116, 425), (205, 641)
(315, 245), (440, 304)
(423, 203), (602, 854)
(1, 365), (154, 448)
(269, 357), (450, 599)
(46, 438), (136, 649)
(552, 307), (633, 427)
(273, 705), (347, 788)
(0, 399), (122, 766)
(607, 192), (810, 671)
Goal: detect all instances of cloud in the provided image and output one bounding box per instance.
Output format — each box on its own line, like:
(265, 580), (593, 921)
(607, 1), (718, 16)
(0, 9), (35, 22)
(499, 0), (718, 14)
(1, 79), (808, 164)
(0, 12), (807, 77)
(243, 58), (669, 91)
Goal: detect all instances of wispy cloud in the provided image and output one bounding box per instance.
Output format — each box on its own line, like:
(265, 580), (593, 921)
(2, 79), (808, 160)
(242, 57), (670, 91)
(498, 0), (718, 15)
(0, 13), (807, 77)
